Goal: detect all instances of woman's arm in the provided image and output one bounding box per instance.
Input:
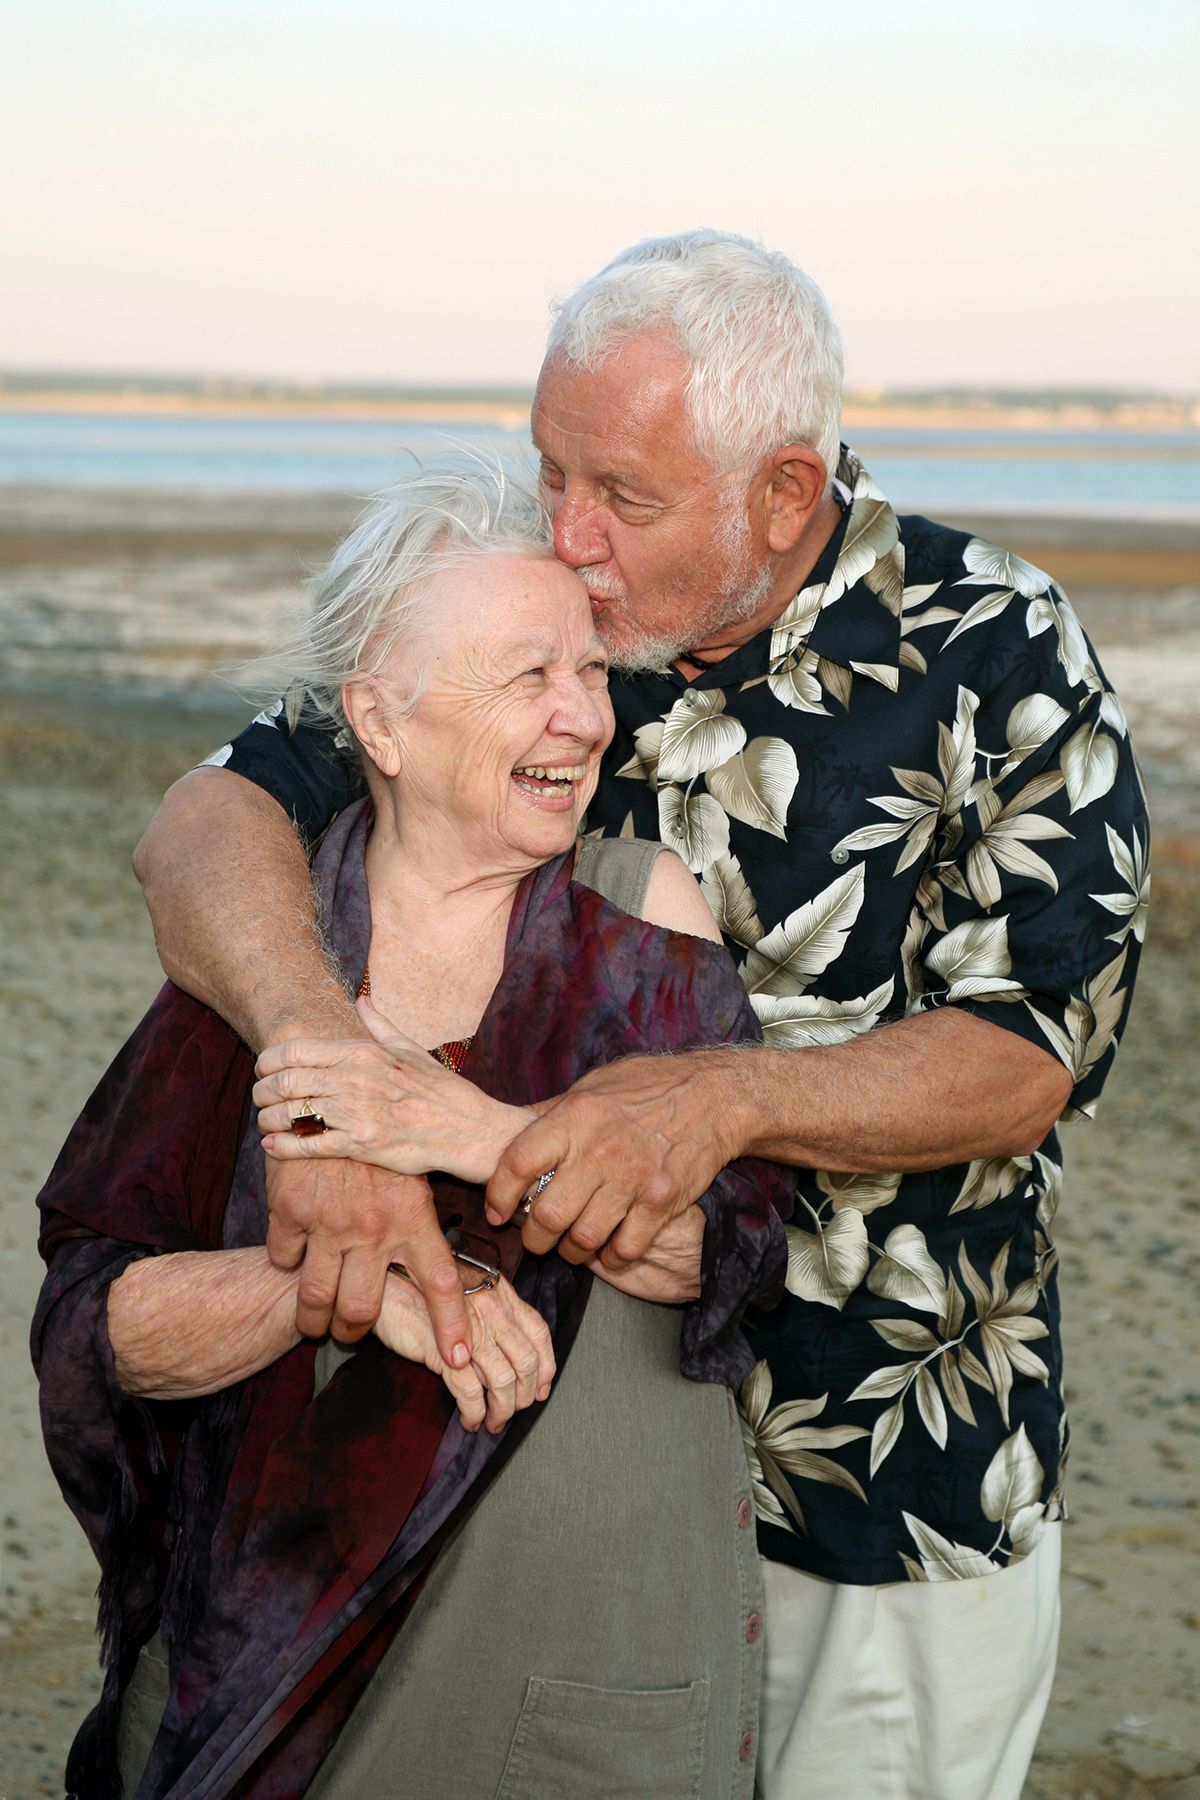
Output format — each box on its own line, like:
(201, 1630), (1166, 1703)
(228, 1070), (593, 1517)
(108, 1246), (556, 1431)
(108, 1248), (302, 1400)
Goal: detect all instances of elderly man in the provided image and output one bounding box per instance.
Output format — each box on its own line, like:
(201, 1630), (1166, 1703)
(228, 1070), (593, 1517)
(136, 231), (1148, 1798)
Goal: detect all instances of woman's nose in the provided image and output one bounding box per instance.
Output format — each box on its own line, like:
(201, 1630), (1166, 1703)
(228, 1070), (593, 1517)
(552, 678), (610, 746)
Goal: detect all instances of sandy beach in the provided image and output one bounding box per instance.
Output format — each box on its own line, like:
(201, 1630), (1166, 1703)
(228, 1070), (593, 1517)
(1, 489), (1197, 1796)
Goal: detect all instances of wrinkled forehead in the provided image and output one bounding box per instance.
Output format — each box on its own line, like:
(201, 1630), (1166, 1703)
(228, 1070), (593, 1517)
(532, 334), (697, 467)
(419, 552), (601, 667)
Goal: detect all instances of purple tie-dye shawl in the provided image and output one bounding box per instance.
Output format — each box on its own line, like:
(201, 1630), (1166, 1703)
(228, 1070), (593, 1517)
(33, 802), (789, 1799)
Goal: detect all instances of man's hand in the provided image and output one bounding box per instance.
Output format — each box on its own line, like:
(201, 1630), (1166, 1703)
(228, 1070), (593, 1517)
(266, 1157), (471, 1366)
(485, 1051), (742, 1269)
(488, 1015), (1073, 1275)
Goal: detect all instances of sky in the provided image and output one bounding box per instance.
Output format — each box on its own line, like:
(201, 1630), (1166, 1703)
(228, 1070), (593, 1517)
(4, 0), (1198, 392)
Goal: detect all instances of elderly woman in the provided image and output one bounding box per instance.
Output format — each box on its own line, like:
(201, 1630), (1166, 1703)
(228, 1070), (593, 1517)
(33, 459), (789, 1800)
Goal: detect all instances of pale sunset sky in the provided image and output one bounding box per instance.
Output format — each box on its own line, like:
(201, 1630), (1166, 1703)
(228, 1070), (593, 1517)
(4, 0), (1197, 392)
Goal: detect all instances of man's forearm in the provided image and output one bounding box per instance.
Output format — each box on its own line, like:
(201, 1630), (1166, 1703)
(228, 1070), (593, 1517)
(725, 1008), (1073, 1172)
(133, 767), (360, 1051)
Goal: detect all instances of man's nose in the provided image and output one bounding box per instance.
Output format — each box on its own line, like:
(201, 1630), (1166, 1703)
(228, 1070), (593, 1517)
(552, 493), (608, 570)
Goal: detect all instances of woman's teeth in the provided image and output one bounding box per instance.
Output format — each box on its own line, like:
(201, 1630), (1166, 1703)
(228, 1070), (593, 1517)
(512, 763), (587, 795)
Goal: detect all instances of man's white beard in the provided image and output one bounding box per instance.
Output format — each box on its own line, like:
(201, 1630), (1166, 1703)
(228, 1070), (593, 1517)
(586, 497), (774, 673)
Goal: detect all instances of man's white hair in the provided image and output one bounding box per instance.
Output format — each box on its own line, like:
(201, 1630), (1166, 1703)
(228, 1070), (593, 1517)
(244, 453), (553, 734)
(546, 228), (844, 483)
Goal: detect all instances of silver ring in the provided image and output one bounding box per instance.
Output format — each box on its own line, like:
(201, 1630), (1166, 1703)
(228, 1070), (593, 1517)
(518, 1166), (558, 1219)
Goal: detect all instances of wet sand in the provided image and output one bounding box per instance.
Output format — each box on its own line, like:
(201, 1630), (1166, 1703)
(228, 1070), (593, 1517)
(0, 491), (1197, 1796)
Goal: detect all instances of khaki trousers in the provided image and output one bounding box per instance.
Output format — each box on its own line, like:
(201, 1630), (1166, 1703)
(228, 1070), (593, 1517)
(755, 1522), (1062, 1800)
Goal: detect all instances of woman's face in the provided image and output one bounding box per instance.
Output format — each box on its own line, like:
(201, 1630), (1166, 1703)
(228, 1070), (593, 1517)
(383, 555), (615, 869)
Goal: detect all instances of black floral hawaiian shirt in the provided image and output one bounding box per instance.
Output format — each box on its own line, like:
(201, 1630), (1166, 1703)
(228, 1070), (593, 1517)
(212, 450), (1149, 1586)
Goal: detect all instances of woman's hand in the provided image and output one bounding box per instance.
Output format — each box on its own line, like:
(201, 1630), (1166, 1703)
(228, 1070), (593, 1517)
(254, 998), (535, 1185)
(586, 1205), (705, 1304)
(374, 1266), (555, 1434)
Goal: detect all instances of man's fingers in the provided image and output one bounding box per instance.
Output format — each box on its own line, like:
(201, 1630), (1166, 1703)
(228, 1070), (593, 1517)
(605, 1200), (672, 1267)
(266, 1215), (308, 1272)
(404, 1238), (472, 1371)
(295, 1242), (342, 1338)
(330, 1245), (389, 1343)
(485, 1114), (570, 1225)
(518, 1167), (604, 1258)
(555, 1191), (630, 1266)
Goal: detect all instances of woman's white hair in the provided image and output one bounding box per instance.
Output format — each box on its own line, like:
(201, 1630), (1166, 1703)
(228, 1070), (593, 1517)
(546, 229), (844, 483)
(244, 452), (553, 734)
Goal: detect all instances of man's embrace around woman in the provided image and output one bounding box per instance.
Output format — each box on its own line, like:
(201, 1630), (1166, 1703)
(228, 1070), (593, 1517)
(38, 229), (1148, 1798)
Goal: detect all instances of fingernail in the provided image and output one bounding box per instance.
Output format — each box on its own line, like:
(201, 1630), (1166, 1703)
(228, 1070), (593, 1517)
(451, 1342), (470, 1369)
(485, 1207), (502, 1226)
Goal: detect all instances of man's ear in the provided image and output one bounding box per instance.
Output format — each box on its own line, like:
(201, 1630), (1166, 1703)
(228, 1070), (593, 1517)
(763, 446), (828, 554)
(342, 679), (403, 778)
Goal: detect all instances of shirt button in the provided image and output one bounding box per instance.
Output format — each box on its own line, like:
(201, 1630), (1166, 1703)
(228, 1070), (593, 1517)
(830, 846), (850, 864)
(739, 1731), (755, 1762)
(745, 1612), (762, 1644)
(737, 1497), (753, 1529)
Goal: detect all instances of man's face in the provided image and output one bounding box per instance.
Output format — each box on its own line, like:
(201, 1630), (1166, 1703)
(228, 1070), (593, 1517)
(531, 331), (773, 669)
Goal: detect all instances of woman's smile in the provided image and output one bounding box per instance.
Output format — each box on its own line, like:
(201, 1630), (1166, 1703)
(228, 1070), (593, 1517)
(511, 759), (590, 802)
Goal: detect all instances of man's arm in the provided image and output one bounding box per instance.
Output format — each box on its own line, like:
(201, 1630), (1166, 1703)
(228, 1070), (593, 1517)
(133, 766), (347, 1048)
(133, 765), (472, 1365)
(486, 1008), (1071, 1266)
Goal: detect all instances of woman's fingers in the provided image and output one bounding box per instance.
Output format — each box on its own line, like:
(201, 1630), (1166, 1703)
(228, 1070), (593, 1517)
(465, 1285), (557, 1427)
(261, 1129), (346, 1161)
(502, 1298), (556, 1401)
(356, 995), (419, 1048)
(441, 1362), (487, 1432)
(490, 1319), (544, 1413)
(471, 1340), (520, 1433)
(255, 1038), (354, 1080)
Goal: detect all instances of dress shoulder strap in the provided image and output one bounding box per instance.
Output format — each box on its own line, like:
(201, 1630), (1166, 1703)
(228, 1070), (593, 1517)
(572, 834), (665, 920)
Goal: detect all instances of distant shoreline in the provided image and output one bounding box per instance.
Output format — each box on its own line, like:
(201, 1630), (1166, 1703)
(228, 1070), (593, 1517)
(1, 390), (1197, 437)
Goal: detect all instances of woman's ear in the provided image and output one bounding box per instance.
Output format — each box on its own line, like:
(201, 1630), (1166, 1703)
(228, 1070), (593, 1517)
(342, 679), (404, 778)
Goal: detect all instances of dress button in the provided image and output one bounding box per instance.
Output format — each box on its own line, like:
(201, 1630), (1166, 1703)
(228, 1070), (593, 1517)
(739, 1730), (755, 1762)
(830, 846), (850, 864)
(745, 1612), (762, 1644)
(737, 1497), (753, 1529)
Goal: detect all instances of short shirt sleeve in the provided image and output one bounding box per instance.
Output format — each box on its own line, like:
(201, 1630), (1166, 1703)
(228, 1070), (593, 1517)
(908, 590), (1149, 1120)
(201, 702), (367, 849)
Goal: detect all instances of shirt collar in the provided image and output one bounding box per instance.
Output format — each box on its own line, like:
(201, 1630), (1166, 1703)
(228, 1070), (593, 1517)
(674, 447), (904, 694)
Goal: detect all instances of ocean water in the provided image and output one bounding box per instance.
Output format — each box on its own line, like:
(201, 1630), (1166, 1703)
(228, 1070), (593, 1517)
(1, 409), (1196, 704)
(1, 410), (1199, 519)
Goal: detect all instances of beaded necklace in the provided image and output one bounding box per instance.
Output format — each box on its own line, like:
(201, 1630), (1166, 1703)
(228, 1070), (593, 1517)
(357, 964), (473, 1074)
